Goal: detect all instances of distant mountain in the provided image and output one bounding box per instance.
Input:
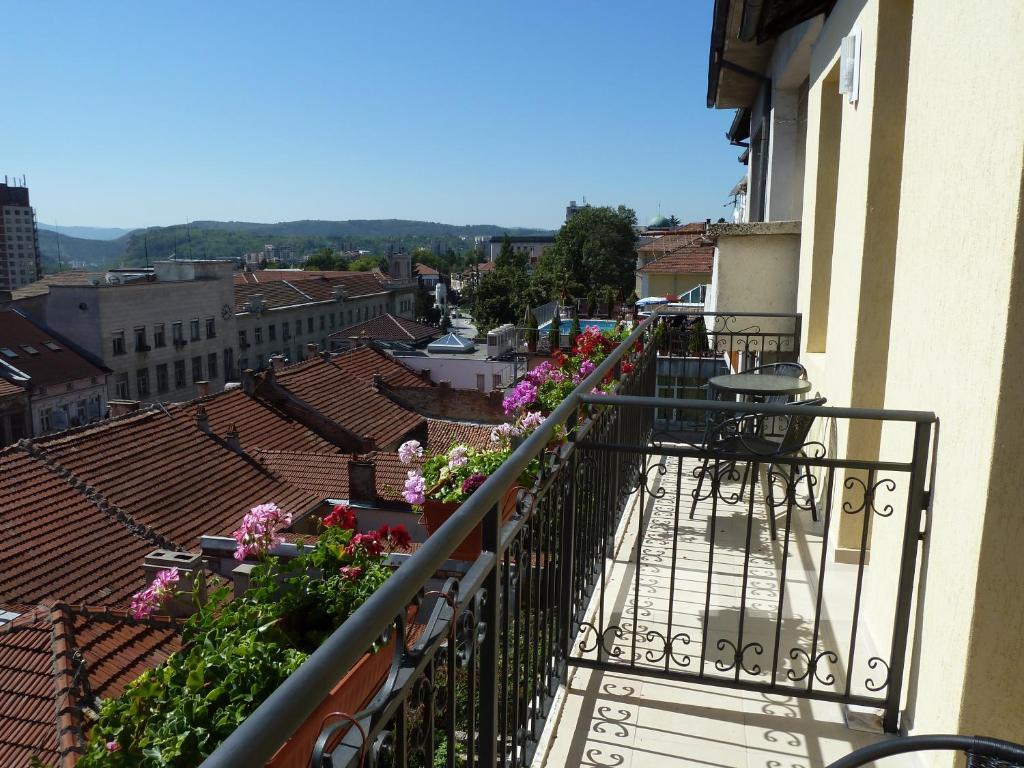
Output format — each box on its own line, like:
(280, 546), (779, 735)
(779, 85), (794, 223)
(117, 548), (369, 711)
(38, 229), (129, 268)
(34, 218), (555, 271)
(37, 223), (135, 241)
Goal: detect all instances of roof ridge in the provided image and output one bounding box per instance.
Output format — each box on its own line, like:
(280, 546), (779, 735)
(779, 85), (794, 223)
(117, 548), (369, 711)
(48, 603), (88, 764)
(281, 279), (313, 301)
(16, 439), (181, 551)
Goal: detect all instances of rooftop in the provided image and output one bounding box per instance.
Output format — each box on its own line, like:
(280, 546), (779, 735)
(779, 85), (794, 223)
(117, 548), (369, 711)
(0, 309), (107, 389)
(330, 313), (440, 345)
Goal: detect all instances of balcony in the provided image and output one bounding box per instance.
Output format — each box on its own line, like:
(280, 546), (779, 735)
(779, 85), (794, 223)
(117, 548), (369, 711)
(192, 313), (941, 768)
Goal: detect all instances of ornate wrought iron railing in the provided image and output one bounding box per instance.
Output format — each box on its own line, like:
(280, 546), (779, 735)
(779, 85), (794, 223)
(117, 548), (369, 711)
(199, 317), (658, 768)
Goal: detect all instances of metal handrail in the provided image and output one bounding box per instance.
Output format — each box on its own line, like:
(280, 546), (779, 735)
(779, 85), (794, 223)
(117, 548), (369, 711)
(826, 735), (1024, 768)
(198, 315), (656, 767)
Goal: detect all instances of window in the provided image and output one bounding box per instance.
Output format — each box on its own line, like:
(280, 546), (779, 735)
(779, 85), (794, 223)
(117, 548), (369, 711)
(208, 352), (218, 379)
(41, 408), (52, 432)
(329, 313), (335, 329)
(476, 373), (486, 392)
(192, 356), (203, 382)
(319, 315), (325, 331)
(268, 324), (276, 341)
(307, 317), (314, 333)
(115, 373), (129, 399)
(296, 319), (302, 335)
(174, 360), (186, 388)
(189, 319), (200, 341)
(172, 322), (184, 344)
(112, 330), (126, 356)
(283, 323), (291, 341)
(492, 373), (502, 388)
(156, 363), (169, 393)
(153, 323), (166, 348)
(347, 310), (353, 324)
(75, 400), (87, 426)
(239, 330), (248, 348)
(205, 317), (216, 338)
(136, 368), (150, 397)
(134, 326), (147, 352)
(224, 348), (235, 380)
(254, 326), (263, 344)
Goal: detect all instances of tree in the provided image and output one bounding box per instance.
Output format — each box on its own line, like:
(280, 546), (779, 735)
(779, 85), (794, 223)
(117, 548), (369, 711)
(544, 205), (638, 296)
(667, 215), (681, 227)
(472, 235), (546, 333)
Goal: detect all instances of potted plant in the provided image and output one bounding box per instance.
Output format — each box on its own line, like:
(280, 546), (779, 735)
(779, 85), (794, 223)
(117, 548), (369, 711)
(399, 441), (538, 561)
(77, 503), (412, 768)
(524, 310), (539, 353)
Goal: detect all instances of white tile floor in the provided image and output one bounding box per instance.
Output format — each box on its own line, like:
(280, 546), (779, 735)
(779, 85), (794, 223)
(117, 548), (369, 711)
(537, 454), (916, 768)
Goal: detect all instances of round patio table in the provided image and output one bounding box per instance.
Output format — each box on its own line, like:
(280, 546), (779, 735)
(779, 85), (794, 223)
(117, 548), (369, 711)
(709, 372), (811, 398)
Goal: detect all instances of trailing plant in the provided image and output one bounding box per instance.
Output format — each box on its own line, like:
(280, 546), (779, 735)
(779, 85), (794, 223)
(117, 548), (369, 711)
(399, 441), (539, 507)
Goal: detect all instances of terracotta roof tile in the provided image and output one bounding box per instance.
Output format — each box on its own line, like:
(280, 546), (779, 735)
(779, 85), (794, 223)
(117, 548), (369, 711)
(0, 310), (107, 388)
(331, 346), (431, 388)
(274, 357), (425, 450)
(331, 314), (439, 344)
(414, 263), (439, 276)
(254, 450), (407, 502)
(234, 272), (390, 312)
(0, 603), (180, 767)
(637, 232), (715, 275)
(426, 419), (495, 451)
(0, 376), (26, 398)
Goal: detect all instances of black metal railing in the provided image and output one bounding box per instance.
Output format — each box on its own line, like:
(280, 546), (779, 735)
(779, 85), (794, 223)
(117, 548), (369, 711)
(654, 311), (802, 432)
(569, 394), (934, 734)
(199, 317), (657, 768)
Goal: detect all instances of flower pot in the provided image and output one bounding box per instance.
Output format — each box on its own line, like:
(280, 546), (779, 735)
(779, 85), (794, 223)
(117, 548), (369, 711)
(421, 484), (520, 561)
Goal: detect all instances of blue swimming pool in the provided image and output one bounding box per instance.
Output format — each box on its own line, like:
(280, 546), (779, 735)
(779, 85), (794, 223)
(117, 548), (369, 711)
(538, 318), (620, 333)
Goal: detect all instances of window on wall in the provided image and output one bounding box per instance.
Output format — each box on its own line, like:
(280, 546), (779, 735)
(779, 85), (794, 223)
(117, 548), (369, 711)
(307, 317), (314, 333)
(174, 360), (186, 388)
(224, 348), (234, 380)
(136, 368), (150, 397)
(208, 352), (218, 379)
(172, 322), (184, 343)
(115, 373), (129, 398)
(153, 323), (166, 348)
(41, 408), (52, 432)
(268, 324), (276, 341)
(189, 319), (200, 341)
(112, 330), (126, 356)
(156, 363), (169, 393)
(205, 317), (216, 338)
(134, 326), (147, 352)
(254, 327), (263, 344)
(295, 319), (302, 335)
(283, 323), (291, 341)
(329, 313), (335, 329)
(239, 330), (248, 348)
(476, 374), (485, 392)
(319, 315), (325, 331)
(192, 356), (203, 382)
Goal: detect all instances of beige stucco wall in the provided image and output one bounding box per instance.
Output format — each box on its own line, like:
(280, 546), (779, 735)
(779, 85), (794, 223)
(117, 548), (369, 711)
(795, 0), (1024, 747)
(639, 272), (709, 300)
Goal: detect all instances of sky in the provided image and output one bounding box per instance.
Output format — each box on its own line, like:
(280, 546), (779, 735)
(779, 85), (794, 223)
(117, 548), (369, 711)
(4, 1), (742, 231)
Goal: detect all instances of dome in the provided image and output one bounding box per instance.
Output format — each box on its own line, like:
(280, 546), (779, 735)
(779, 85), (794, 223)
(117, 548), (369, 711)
(647, 214), (670, 228)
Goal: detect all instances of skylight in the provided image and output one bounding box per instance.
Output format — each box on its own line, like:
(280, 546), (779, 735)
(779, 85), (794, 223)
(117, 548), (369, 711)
(20, 345), (40, 355)
(43, 341), (61, 351)
(0, 347), (18, 358)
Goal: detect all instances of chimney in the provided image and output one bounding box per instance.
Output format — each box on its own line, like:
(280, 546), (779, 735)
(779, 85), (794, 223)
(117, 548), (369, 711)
(241, 368), (256, 397)
(371, 372), (383, 390)
(108, 399), (141, 418)
(196, 380), (210, 397)
(196, 406), (211, 434)
(439, 380), (451, 396)
(143, 550), (207, 616)
(306, 342), (317, 359)
(224, 424), (242, 453)
(348, 456), (377, 503)
(270, 354), (285, 372)
(320, 350), (330, 362)
(420, 368), (432, 381)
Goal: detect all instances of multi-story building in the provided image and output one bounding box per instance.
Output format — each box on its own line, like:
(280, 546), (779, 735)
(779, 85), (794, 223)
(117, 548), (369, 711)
(20, 260), (237, 403)
(0, 309), (108, 437)
(0, 180), (42, 291)
(486, 235), (555, 268)
(234, 253), (417, 371)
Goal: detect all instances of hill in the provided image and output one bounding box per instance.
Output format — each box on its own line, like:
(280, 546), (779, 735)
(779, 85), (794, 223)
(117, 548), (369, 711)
(37, 223), (135, 240)
(37, 229), (130, 268)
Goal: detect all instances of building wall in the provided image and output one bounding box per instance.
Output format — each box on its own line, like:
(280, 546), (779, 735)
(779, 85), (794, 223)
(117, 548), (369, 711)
(44, 263), (236, 403)
(391, 354), (516, 392)
(0, 199), (41, 291)
(30, 377), (107, 435)
(794, 0), (1024, 748)
(636, 272), (710, 301)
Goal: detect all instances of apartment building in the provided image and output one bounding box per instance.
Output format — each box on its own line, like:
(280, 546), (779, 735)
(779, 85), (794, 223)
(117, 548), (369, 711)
(33, 260), (237, 403)
(705, 0), (1024, 751)
(486, 235), (555, 268)
(0, 181), (42, 291)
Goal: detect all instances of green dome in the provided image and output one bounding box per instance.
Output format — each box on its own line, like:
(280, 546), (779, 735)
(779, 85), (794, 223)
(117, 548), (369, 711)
(648, 214), (670, 228)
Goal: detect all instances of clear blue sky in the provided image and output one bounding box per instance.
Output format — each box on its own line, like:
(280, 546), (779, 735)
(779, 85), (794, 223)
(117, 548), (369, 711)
(5, 1), (741, 230)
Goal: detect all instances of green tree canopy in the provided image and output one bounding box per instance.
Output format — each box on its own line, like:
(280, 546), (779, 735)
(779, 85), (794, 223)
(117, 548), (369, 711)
(545, 205), (638, 295)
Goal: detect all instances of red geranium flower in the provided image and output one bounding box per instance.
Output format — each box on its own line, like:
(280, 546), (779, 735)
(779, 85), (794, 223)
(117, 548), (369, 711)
(324, 504), (357, 530)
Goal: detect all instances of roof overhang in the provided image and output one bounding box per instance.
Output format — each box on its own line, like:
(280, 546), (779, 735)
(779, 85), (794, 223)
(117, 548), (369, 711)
(748, 0), (836, 43)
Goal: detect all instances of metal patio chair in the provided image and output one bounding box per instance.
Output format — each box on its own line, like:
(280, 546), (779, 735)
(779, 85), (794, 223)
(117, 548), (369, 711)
(689, 397), (826, 540)
(827, 734), (1024, 768)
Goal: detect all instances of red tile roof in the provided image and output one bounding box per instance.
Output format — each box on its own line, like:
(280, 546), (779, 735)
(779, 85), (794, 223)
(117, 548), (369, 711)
(331, 313), (440, 344)
(0, 310), (107, 388)
(331, 346), (432, 388)
(637, 232), (715, 275)
(0, 376), (26, 399)
(273, 357), (425, 450)
(414, 263), (439, 276)
(426, 419), (495, 451)
(27, 408), (322, 547)
(174, 389), (337, 454)
(0, 602), (180, 767)
(254, 450), (407, 502)
(234, 273), (390, 313)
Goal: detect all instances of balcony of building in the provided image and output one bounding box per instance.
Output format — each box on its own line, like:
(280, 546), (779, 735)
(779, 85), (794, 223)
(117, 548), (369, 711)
(190, 312), (1023, 768)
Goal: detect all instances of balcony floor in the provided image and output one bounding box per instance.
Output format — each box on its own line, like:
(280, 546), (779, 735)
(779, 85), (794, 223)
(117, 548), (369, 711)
(537, 452), (915, 768)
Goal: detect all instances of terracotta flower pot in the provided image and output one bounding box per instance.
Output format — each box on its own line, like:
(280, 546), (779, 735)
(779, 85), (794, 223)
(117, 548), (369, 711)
(421, 484), (520, 561)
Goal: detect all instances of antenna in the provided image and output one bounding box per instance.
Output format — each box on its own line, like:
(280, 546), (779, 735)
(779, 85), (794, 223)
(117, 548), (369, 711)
(144, 232), (150, 268)
(187, 219), (193, 259)
(55, 220), (64, 272)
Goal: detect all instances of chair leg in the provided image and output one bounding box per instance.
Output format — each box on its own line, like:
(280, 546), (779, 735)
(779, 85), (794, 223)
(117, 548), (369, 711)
(764, 463), (777, 541)
(804, 462), (819, 522)
(689, 458), (709, 520)
(738, 461), (751, 501)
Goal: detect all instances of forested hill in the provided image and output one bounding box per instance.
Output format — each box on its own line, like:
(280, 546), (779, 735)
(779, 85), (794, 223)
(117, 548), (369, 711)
(37, 219), (553, 269)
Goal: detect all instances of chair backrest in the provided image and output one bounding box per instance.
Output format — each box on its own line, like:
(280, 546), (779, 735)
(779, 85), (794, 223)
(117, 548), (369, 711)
(778, 396), (826, 454)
